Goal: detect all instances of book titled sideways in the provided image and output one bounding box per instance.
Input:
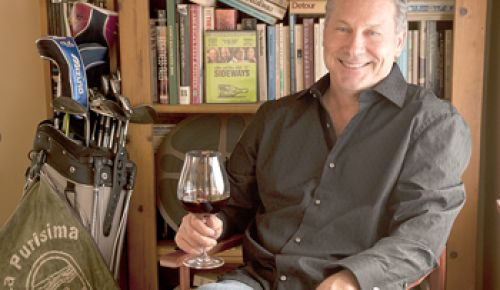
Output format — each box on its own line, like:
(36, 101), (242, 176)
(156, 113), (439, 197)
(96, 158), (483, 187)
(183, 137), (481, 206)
(204, 30), (258, 103)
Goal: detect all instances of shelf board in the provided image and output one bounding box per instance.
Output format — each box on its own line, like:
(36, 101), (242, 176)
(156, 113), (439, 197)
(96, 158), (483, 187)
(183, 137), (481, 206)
(154, 103), (263, 114)
(408, 12), (454, 21)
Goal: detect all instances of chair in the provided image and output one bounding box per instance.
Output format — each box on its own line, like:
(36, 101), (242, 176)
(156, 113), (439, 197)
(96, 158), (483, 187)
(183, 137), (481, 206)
(159, 236), (446, 290)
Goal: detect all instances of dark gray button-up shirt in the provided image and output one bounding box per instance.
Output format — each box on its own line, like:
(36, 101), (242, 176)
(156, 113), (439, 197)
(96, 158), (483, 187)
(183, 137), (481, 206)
(219, 65), (471, 290)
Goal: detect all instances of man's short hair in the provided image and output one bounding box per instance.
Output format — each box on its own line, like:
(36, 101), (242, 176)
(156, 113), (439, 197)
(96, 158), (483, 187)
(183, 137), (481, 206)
(325, 0), (408, 33)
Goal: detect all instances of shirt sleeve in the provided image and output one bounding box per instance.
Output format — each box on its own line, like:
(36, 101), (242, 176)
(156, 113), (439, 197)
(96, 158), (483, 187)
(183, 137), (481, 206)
(217, 101), (273, 239)
(336, 110), (471, 289)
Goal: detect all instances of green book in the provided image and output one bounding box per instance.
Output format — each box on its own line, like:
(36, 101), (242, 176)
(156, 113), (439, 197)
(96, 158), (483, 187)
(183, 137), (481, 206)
(204, 30), (258, 103)
(166, 0), (180, 104)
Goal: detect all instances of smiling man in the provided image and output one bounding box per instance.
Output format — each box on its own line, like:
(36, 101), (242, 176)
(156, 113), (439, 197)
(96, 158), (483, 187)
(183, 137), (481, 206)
(175, 0), (472, 289)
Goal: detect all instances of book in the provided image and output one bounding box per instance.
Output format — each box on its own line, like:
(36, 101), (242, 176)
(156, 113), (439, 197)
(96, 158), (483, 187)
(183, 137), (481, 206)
(167, 0), (180, 104)
(241, 18), (258, 30)
(177, 4), (191, 104)
(256, 23), (268, 101)
(267, 25), (276, 100)
(294, 23), (304, 92)
(149, 19), (158, 102)
(189, 4), (203, 104)
(203, 6), (215, 31)
(217, 0), (279, 25)
(289, 0), (326, 15)
(238, 0), (287, 20)
(303, 18), (315, 89)
(189, 0), (216, 6)
(267, 0), (288, 9)
(156, 10), (169, 104)
(289, 14), (297, 94)
(204, 30), (258, 103)
(215, 8), (238, 30)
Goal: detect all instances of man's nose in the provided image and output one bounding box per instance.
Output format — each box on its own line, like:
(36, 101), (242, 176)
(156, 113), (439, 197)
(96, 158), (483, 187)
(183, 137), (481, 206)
(346, 32), (366, 56)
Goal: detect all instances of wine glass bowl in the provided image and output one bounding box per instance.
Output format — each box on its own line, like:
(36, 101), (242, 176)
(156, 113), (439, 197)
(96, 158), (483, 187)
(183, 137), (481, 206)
(177, 150), (230, 269)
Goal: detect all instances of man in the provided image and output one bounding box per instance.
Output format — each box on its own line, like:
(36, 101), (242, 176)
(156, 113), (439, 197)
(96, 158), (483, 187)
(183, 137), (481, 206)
(175, 0), (471, 289)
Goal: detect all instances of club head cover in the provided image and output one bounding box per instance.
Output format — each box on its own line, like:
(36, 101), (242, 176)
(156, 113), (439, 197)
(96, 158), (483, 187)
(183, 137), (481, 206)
(36, 36), (89, 109)
(71, 2), (119, 48)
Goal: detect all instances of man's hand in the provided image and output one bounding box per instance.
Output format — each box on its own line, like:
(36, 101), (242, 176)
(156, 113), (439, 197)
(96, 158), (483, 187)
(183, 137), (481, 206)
(174, 213), (223, 254)
(316, 269), (360, 290)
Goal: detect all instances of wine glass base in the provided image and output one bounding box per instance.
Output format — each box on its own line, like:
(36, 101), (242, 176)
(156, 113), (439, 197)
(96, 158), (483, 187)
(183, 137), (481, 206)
(183, 255), (225, 269)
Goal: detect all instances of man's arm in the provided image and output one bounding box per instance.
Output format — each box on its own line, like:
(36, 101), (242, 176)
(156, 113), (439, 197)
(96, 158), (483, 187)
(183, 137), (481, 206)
(335, 111), (471, 289)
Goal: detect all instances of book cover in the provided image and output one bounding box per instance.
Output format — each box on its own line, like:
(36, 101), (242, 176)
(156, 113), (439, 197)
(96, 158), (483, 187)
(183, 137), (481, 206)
(289, 0), (326, 15)
(275, 23), (282, 98)
(241, 18), (258, 30)
(268, 0), (288, 9)
(149, 19), (158, 102)
(217, 0), (279, 25)
(167, 0), (180, 104)
(289, 14), (297, 94)
(215, 8), (239, 30)
(204, 31), (258, 103)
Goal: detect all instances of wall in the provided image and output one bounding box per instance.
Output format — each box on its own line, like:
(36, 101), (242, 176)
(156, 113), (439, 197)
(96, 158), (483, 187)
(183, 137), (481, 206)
(481, 0), (500, 288)
(0, 2), (46, 226)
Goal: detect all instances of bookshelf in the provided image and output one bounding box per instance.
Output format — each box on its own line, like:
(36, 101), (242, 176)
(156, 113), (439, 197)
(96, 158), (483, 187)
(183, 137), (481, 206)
(35, 0), (482, 289)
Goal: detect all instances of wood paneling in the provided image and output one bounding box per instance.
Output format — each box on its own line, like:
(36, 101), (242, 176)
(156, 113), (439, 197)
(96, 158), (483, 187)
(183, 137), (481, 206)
(448, 0), (487, 289)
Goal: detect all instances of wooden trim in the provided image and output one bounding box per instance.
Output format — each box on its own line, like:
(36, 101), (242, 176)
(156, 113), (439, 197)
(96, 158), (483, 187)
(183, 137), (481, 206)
(118, 0), (158, 289)
(39, 0), (53, 118)
(447, 0), (487, 289)
(154, 103), (262, 114)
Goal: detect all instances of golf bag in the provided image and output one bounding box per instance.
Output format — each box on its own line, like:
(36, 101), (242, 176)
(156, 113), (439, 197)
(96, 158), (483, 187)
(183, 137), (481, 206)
(22, 119), (136, 280)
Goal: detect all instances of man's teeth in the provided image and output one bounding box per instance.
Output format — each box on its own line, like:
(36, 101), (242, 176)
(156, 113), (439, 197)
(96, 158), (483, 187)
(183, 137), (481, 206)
(342, 61), (366, 68)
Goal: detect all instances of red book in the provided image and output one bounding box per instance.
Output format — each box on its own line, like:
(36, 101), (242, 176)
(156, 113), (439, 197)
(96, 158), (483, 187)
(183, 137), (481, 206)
(215, 8), (238, 30)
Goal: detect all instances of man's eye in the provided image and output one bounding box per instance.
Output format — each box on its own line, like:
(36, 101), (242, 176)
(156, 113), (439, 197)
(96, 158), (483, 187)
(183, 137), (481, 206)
(368, 30), (381, 36)
(336, 27), (348, 32)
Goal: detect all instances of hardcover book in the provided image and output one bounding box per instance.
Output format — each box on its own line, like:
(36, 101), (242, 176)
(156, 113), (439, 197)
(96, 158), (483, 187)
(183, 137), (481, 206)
(289, 0), (326, 15)
(204, 31), (258, 103)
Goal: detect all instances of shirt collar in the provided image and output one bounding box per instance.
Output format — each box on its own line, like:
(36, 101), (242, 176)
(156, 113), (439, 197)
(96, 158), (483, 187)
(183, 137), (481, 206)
(297, 64), (408, 108)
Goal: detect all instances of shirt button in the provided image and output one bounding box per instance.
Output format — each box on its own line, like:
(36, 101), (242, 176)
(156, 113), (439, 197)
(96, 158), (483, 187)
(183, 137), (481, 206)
(280, 275), (287, 281)
(373, 287), (380, 290)
(326, 123), (331, 128)
(294, 237), (301, 243)
(329, 162), (335, 168)
(314, 199), (321, 205)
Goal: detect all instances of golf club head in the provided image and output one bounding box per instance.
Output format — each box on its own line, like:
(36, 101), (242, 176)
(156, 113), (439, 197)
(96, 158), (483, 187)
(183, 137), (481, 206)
(53, 97), (87, 117)
(130, 105), (158, 124)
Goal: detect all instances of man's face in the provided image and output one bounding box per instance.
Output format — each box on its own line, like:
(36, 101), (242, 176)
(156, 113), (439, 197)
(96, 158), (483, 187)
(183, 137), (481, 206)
(323, 0), (405, 94)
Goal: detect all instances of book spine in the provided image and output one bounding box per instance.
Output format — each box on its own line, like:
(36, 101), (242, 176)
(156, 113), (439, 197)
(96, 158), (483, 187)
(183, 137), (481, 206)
(425, 21), (439, 96)
(407, 30), (413, 84)
(318, 17), (327, 79)
(267, 25), (276, 100)
(257, 23), (268, 101)
(217, 0), (278, 25)
(289, 0), (326, 15)
(314, 22), (321, 82)
(267, 0), (288, 9)
(289, 14), (297, 94)
(178, 4), (191, 104)
(275, 23), (282, 98)
(295, 23), (304, 92)
(167, 0), (180, 104)
(215, 9), (238, 30)
(412, 29), (419, 85)
(418, 21), (426, 87)
(407, 2), (454, 13)
(189, 4), (203, 104)
(283, 25), (290, 97)
(444, 29), (452, 100)
(203, 6), (215, 30)
(238, 0), (287, 19)
(303, 18), (315, 89)
(156, 10), (169, 104)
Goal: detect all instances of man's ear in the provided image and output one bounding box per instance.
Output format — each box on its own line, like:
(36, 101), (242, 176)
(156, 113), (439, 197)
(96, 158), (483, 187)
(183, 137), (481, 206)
(395, 30), (406, 58)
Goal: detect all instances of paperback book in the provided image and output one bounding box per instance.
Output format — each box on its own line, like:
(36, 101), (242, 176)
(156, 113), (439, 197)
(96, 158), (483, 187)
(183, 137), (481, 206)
(204, 31), (258, 103)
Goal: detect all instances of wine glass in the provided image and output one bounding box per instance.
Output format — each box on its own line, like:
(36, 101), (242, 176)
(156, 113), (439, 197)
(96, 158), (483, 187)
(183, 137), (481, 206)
(177, 150), (230, 269)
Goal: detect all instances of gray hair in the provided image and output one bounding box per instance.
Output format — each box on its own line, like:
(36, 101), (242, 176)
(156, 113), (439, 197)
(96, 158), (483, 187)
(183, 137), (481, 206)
(325, 0), (408, 33)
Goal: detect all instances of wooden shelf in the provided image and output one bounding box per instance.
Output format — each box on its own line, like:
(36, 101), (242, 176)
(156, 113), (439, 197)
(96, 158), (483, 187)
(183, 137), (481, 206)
(154, 103), (263, 114)
(408, 12), (454, 21)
